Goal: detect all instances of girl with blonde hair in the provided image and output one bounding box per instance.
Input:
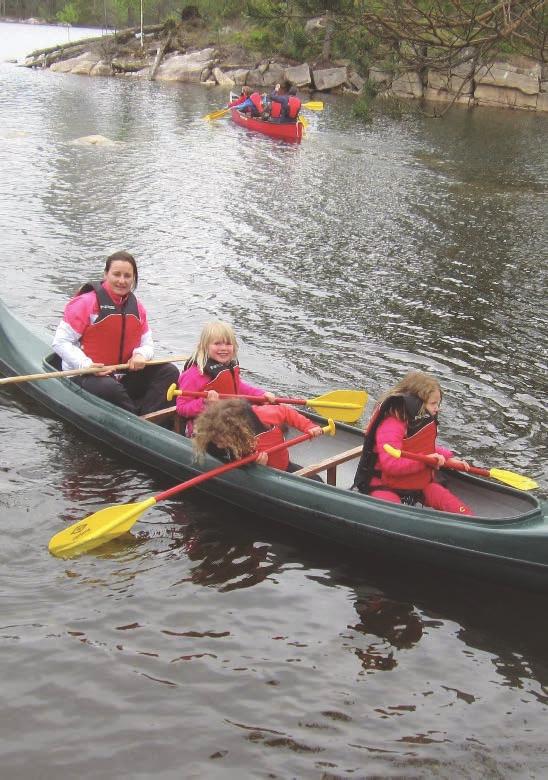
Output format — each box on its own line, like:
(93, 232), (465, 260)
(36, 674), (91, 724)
(353, 371), (472, 515)
(176, 321), (275, 436)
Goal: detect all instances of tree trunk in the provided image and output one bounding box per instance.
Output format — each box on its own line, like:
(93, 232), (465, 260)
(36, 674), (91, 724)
(149, 32), (172, 80)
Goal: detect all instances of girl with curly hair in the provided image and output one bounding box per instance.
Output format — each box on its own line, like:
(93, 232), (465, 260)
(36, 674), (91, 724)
(193, 398), (322, 472)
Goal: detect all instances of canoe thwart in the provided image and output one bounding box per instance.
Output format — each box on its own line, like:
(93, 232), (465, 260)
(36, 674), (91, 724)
(294, 445), (363, 485)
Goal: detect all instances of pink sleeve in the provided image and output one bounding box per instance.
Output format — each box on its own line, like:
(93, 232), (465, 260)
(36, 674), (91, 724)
(237, 376), (266, 398)
(255, 404), (316, 433)
(436, 444), (453, 459)
(62, 291), (98, 334)
(175, 365), (208, 418)
(375, 417), (426, 476)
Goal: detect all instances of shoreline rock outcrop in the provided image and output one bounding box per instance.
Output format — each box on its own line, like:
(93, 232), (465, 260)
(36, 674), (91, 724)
(20, 26), (548, 114)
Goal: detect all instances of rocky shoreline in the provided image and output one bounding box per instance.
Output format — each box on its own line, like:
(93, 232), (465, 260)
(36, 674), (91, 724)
(20, 23), (548, 114)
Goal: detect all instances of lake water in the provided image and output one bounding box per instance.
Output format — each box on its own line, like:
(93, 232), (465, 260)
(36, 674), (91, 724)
(0, 21), (547, 778)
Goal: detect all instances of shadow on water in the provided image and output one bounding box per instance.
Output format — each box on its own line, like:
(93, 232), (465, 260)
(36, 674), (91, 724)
(109, 494), (548, 694)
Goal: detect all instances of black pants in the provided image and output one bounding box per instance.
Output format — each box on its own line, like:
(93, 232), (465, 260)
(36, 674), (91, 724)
(74, 363), (179, 415)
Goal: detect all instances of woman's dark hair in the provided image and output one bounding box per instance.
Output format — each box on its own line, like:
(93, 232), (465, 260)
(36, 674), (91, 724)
(105, 251), (138, 289)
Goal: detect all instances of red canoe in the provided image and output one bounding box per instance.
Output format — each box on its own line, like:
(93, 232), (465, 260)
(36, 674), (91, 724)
(230, 108), (304, 142)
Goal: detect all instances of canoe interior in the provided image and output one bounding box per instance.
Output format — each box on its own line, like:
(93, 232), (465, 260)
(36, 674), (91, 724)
(36, 353), (543, 524)
(284, 422), (538, 522)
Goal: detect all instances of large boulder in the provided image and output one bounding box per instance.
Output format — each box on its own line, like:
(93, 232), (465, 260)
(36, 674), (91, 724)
(427, 70), (474, 96)
(225, 68), (249, 85)
(368, 67), (391, 86)
(155, 48), (215, 82)
(285, 63), (311, 87)
(475, 59), (540, 95)
(212, 66), (235, 87)
(536, 93), (548, 111)
(50, 52), (100, 74)
(90, 61), (113, 77)
(264, 62), (285, 85)
(391, 71), (423, 98)
(312, 66), (346, 91)
(474, 84), (538, 109)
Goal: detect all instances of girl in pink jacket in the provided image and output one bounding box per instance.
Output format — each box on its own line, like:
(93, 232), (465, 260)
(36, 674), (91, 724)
(176, 321), (275, 436)
(353, 371), (473, 515)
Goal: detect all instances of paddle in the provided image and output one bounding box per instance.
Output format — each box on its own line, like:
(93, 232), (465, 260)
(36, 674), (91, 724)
(0, 355), (189, 386)
(203, 106), (231, 121)
(166, 384), (367, 424)
(203, 101), (324, 121)
(48, 419), (336, 558)
(383, 444), (538, 491)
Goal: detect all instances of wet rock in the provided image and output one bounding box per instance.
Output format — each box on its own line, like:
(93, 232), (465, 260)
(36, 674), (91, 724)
(71, 135), (118, 146)
(154, 48), (215, 82)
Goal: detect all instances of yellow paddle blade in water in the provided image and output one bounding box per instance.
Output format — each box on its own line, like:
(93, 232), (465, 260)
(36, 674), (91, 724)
(306, 390), (368, 423)
(48, 497), (157, 559)
(302, 101), (324, 110)
(203, 106), (230, 121)
(299, 115), (309, 130)
(489, 469), (538, 491)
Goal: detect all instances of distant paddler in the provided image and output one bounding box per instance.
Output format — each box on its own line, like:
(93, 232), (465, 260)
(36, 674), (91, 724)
(52, 250), (179, 415)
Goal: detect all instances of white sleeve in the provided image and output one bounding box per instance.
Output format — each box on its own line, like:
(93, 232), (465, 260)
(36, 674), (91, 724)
(52, 320), (93, 370)
(133, 329), (154, 362)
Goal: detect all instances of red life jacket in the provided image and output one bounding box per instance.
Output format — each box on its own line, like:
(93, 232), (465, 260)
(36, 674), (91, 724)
(255, 426), (288, 470)
(380, 419), (438, 490)
(249, 92), (264, 115)
(203, 364), (240, 394)
(270, 100), (282, 118)
(287, 95), (301, 119)
(80, 283), (142, 365)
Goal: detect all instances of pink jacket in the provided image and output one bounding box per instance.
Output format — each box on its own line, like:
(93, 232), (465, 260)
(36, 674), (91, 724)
(176, 364), (266, 434)
(371, 416), (452, 487)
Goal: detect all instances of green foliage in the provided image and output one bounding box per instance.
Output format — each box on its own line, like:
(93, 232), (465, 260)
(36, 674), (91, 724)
(56, 2), (78, 25)
(351, 78), (379, 122)
(246, 27), (275, 54)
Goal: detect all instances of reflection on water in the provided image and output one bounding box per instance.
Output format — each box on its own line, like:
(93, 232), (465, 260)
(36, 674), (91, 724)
(0, 23), (547, 777)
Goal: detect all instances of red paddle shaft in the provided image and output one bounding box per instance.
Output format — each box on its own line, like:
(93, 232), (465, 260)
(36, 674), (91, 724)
(176, 389), (306, 405)
(155, 426), (329, 502)
(396, 448), (488, 478)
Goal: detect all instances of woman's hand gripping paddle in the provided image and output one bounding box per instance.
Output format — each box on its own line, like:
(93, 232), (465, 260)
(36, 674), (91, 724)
(167, 384), (367, 424)
(383, 444), (538, 491)
(48, 420), (336, 558)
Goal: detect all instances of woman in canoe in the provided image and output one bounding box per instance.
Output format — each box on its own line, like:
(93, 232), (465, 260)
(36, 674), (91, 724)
(268, 82), (302, 123)
(52, 250), (178, 414)
(193, 397), (323, 472)
(176, 321), (275, 437)
(353, 371), (473, 515)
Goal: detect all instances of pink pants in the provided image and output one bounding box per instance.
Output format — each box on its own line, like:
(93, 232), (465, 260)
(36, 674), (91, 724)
(370, 482), (473, 516)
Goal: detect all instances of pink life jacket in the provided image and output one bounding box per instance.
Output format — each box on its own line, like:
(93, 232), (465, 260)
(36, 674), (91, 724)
(379, 419), (438, 490)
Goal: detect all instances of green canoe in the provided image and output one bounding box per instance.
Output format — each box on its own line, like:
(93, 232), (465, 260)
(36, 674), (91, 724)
(0, 299), (546, 590)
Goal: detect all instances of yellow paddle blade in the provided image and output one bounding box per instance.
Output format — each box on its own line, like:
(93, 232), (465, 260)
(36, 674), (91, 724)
(48, 497), (157, 559)
(489, 469), (538, 491)
(299, 115), (309, 129)
(166, 382), (178, 402)
(203, 107), (230, 121)
(302, 101), (324, 111)
(306, 390), (368, 423)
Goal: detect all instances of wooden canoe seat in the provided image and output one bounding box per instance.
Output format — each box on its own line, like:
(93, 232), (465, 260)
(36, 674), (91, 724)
(293, 445), (363, 485)
(140, 405), (182, 434)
